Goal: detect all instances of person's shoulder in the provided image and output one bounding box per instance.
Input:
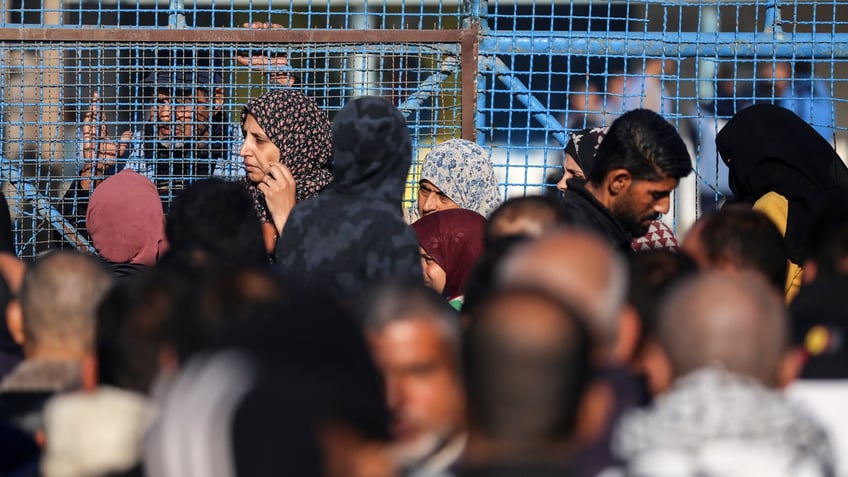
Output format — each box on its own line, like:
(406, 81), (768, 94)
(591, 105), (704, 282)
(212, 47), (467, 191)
(561, 180), (599, 219)
(753, 191), (789, 235)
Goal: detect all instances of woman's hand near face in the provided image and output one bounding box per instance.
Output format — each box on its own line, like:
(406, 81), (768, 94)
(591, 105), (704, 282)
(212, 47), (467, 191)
(258, 161), (297, 236)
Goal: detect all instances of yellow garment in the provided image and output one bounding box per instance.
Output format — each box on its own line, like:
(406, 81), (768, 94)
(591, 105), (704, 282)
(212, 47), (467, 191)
(753, 191), (803, 302)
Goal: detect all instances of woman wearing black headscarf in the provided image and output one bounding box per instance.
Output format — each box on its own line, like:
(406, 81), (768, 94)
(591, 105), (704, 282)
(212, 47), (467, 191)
(716, 103), (848, 300)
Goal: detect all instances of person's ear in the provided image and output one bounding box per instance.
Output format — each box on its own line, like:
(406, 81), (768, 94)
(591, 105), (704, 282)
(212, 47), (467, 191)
(777, 347), (804, 389)
(802, 259), (818, 285)
(573, 379), (613, 446)
(158, 345), (180, 375)
(633, 338), (674, 396)
(81, 353), (98, 391)
(613, 304), (641, 364)
(6, 300), (24, 346)
(606, 169), (632, 196)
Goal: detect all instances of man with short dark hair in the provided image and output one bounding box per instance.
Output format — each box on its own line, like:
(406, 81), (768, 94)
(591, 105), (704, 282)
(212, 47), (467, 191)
(562, 109), (691, 254)
(457, 286), (595, 476)
(497, 228), (642, 477)
(162, 178), (268, 267)
(681, 205), (789, 294)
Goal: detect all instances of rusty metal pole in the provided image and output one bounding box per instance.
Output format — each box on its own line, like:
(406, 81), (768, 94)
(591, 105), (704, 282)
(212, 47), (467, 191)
(461, 24), (479, 143)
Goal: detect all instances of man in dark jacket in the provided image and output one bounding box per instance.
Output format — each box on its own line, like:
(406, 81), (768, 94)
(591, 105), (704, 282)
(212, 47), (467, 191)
(563, 109), (691, 254)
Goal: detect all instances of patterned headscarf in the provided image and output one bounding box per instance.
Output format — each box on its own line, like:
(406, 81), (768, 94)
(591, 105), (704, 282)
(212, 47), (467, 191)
(412, 208), (487, 300)
(564, 126), (609, 177)
(419, 139), (501, 218)
(241, 89), (333, 221)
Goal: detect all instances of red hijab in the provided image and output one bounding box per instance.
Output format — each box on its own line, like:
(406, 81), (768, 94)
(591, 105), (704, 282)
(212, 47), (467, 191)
(412, 209), (487, 299)
(87, 169), (167, 265)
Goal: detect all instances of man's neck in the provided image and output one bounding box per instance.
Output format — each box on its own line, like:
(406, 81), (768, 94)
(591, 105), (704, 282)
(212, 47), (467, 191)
(462, 432), (574, 468)
(584, 181), (614, 210)
(24, 345), (87, 363)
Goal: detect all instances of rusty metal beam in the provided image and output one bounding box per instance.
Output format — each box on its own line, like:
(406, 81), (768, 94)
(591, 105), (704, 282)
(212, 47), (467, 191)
(0, 28), (463, 43)
(460, 23), (478, 142)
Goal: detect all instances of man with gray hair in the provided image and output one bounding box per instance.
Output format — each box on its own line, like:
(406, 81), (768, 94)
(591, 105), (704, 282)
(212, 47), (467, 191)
(497, 228), (642, 477)
(0, 251), (113, 437)
(498, 228), (631, 364)
(612, 271), (834, 476)
(361, 282), (466, 476)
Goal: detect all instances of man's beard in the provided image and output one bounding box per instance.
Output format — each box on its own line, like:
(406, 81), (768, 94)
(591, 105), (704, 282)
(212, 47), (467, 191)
(613, 200), (658, 238)
(618, 214), (654, 237)
(155, 122), (211, 152)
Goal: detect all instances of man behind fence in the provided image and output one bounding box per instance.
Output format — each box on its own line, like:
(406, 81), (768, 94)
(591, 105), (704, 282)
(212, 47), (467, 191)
(561, 109), (691, 254)
(60, 49), (235, 242)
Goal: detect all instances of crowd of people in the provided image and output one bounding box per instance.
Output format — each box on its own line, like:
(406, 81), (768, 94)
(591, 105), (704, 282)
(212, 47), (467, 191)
(0, 48), (847, 477)
(563, 59), (837, 210)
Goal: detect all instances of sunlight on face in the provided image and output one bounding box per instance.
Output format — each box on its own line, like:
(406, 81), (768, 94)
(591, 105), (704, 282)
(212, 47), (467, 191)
(240, 113), (282, 184)
(420, 247), (446, 294)
(417, 181), (459, 217)
(557, 153), (586, 192)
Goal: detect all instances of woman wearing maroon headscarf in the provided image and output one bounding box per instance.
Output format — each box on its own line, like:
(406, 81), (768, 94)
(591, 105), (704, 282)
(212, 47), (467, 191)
(412, 209), (487, 310)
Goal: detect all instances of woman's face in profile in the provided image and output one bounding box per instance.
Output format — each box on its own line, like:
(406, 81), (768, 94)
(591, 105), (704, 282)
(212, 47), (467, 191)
(240, 113), (282, 183)
(557, 153), (585, 192)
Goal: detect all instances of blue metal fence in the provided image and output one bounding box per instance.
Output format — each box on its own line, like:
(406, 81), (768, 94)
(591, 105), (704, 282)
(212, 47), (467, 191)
(1, 0), (847, 257)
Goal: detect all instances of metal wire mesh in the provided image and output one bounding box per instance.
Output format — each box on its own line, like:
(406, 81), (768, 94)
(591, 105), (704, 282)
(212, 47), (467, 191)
(479, 0), (848, 229)
(1, 41), (463, 257)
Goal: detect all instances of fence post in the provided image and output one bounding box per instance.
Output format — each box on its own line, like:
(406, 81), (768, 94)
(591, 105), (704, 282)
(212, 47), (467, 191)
(461, 24), (479, 143)
(466, 0), (488, 146)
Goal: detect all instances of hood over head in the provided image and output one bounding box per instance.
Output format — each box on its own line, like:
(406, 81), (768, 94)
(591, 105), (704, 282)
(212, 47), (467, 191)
(330, 96), (412, 201)
(716, 104), (848, 263)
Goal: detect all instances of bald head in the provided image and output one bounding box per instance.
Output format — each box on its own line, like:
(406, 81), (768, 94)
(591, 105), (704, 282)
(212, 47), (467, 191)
(464, 287), (592, 449)
(497, 228), (626, 350)
(18, 251), (113, 355)
(658, 271), (789, 387)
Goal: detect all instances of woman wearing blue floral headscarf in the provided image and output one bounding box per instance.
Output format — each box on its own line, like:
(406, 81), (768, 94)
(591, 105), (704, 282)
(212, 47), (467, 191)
(412, 139), (502, 221)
